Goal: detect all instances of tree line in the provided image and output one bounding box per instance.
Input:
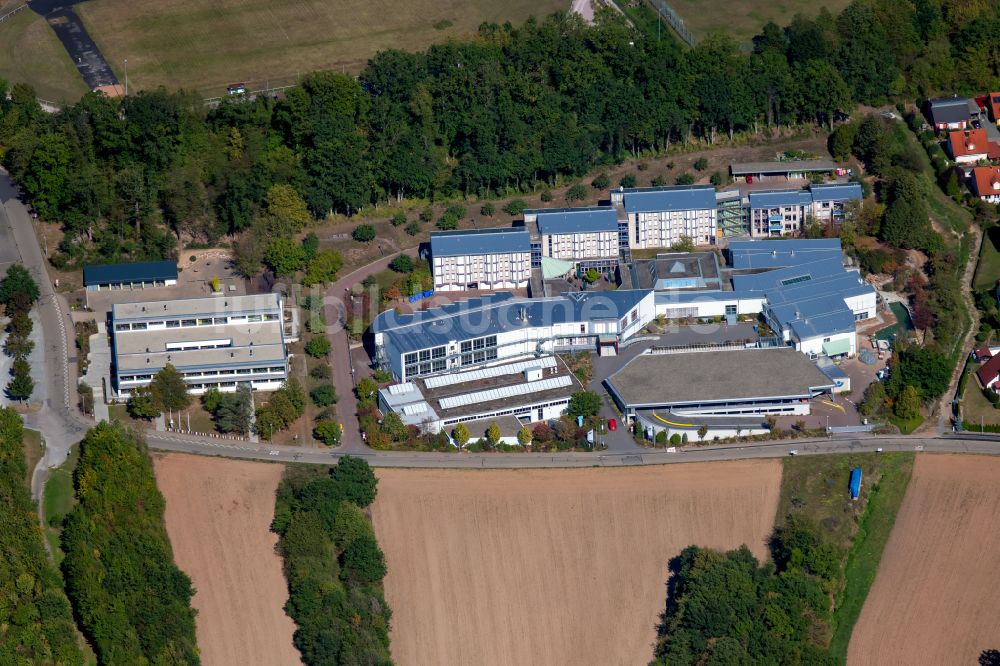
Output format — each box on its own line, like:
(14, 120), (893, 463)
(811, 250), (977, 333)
(272, 457), (392, 664)
(1, 264), (40, 401)
(0, 407), (85, 663)
(1, 0), (997, 272)
(59, 422), (200, 664)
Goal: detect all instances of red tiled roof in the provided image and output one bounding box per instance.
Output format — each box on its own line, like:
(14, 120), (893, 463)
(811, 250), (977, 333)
(971, 166), (1000, 197)
(976, 354), (1000, 388)
(948, 128), (991, 158)
(976, 346), (993, 359)
(990, 93), (1000, 120)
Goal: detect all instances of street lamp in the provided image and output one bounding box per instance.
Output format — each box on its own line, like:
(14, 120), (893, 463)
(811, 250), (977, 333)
(124, 58), (128, 97)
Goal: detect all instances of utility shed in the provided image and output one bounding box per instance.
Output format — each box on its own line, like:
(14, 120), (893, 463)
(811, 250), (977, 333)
(83, 260), (178, 291)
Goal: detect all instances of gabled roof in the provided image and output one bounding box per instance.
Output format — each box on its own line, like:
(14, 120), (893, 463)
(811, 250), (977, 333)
(948, 129), (990, 158)
(989, 93), (1000, 120)
(929, 97), (971, 124)
(971, 166), (1000, 198)
(533, 207), (619, 235)
(976, 354), (1000, 387)
(747, 189), (813, 209)
(621, 185), (717, 213)
(809, 182), (863, 202)
(430, 228), (531, 258)
(83, 260), (177, 286)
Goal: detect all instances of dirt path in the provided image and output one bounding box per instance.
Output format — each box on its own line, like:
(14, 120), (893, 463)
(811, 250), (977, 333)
(848, 454), (1000, 664)
(154, 454), (302, 666)
(371, 461), (782, 666)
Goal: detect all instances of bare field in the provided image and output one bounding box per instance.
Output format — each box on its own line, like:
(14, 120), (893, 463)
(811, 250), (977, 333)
(77, 0), (570, 97)
(371, 461), (782, 665)
(848, 455), (1000, 664)
(154, 454), (301, 666)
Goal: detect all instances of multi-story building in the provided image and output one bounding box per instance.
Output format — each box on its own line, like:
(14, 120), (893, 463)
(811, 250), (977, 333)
(429, 228), (532, 292)
(111, 294), (289, 398)
(525, 206), (620, 276)
(748, 190), (813, 237)
(808, 183), (864, 223)
(610, 185), (717, 248)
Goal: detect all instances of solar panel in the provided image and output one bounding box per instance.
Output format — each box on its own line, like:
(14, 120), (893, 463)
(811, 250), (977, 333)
(388, 382), (415, 395)
(423, 357), (556, 389)
(401, 402), (428, 416)
(438, 375), (572, 410)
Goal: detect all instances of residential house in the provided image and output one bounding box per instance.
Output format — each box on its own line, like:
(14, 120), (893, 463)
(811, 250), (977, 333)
(989, 92), (1000, 125)
(429, 228), (532, 293)
(928, 97), (971, 132)
(610, 185), (718, 249)
(970, 166), (1000, 204)
(947, 128), (995, 164)
(976, 353), (1000, 390)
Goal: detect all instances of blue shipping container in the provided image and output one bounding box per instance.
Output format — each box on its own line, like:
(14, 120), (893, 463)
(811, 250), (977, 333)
(849, 467), (862, 500)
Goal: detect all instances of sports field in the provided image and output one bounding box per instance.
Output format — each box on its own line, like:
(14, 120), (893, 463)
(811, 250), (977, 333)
(154, 454), (302, 666)
(848, 454), (1000, 664)
(0, 9), (89, 102)
(76, 0), (570, 97)
(666, 0), (851, 44)
(370, 461), (782, 665)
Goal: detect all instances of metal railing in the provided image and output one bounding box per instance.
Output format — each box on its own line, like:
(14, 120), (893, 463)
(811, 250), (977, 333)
(0, 3), (26, 24)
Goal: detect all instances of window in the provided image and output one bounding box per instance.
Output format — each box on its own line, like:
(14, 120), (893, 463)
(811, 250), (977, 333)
(248, 315), (262, 323)
(182, 319), (197, 327)
(264, 314), (278, 321)
(115, 323), (130, 331)
(725, 304), (737, 316)
(132, 322), (147, 330)
(214, 317), (228, 324)
(166, 320), (180, 328)
(197, 318), (213, 326)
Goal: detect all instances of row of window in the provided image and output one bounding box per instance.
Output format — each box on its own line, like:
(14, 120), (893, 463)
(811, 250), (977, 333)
(441, 399), (570, 427)
(114, 313), (279, 332)
(120, 366), (285, 383)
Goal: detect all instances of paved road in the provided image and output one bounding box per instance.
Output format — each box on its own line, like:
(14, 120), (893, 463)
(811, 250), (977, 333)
(30, 0), (119, 90)
(0, 170), (90, 498)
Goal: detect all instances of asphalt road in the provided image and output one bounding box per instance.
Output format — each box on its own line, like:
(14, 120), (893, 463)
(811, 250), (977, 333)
(30, 0), (119, 90)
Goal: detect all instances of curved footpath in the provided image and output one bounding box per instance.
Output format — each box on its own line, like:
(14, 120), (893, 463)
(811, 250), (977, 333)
(3, 169), (999, 478)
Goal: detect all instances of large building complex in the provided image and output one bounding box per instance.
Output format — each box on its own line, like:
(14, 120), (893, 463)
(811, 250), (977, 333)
(525, 207), (620, 276)
(110, 293), (289, 397)
(429, 228), (532, 292)
(748, 183), (863, 237)
(610, 185), (718, 248)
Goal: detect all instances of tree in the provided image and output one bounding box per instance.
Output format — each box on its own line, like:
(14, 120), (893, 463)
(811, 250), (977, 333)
(675, 173), (695, 185)
(331, 456), (378, 507)
(381, 411), (408, 442)
(303, 249), (343, 285)
(697, 424), (708, 441)
(150, 363), (190, 411)
(486, 422), (501, 447)
(7, 311), (31, 338)
(897, 346), (951, 400)
(503, 199), (527, 216)
(860, 380), (887, 416)
(619, 173), (637, 188)
(517, 427), (532, 446)
(215, 386), (253, 434)
(305, 336), (331, 358)
(894, 384), (921, 420)
(201, 386), (223, 413)
(127, 385), (160, 419)
(532, 422), (552, 443)
(567, 390), (601, 418)
(5, 371), (32, 401)
(565, 183), (587, 201)
(0, 264), (38, 310)
(310, 384), (337, 407)
(584, 268), (599, 283)
(341, 533), (386, 583)
(452, 422), (470, 448)
(694, 157), (709, 171)
(352, 224), (376, 242)
(480, 202), (495, 216)
(302, 232), (320, 261)
(390, 211), (407, 227)
(710, 171), (724, 186)
(389, 254), (413, 273)
(671, 235), (695, 252)
(9, 357), (28, 378)
(356, 377), (378, 405)
(265, 237), (307, 276)
(313, 420), (342, 446)
(592, 173), (610, 189)
(2, 335), (32, 360)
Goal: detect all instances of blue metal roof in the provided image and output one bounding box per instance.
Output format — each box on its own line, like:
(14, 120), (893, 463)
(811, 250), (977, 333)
(535, 207), (619, 235)
(622, 186), (717, 214)
(728, 239), (844, 270)
(430, 228), (531, 258)
(731, 258), (847, 291)
(748, 189), (813, 209)
(83, 260), (177, 286)
(810, 183), (863, 202)
(375, 290), (651, 354)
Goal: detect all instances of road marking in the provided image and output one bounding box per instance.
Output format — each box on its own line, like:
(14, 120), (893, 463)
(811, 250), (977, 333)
(652, 412), (695, 427)
(818, 399), (846, 413)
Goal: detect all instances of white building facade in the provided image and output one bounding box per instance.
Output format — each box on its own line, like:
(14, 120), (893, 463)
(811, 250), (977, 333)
(430, 228), (532, 292)
(525, 207), (620, 275)
(611, 185), (718, 248)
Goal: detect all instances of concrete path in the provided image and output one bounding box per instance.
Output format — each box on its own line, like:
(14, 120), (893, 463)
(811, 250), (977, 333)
(80, 321), (110, 422)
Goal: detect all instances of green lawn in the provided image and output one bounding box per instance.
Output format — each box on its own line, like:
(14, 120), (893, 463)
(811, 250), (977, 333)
(961, 368), (1000, 428)
(22, 428), (43, 489)
(665, 0), (851, 44)
(889, 413), (923, 434)
(77, 0), (569, 98)
(0, 10), (89, 102)
(777, 452), (915, 660)
(974, 227), (1000, 291)
(42, 444), (79, 566)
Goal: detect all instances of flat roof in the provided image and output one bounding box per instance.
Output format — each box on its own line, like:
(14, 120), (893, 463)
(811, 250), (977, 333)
(114, 322), (285, 372)
(727, 239), (844, 270)
(533, 207), (619, 235)
(730, 159), (837, 176)
(112, 293), (280, 321)
(84, 260), (177, 286)
(622, 185), (717, 213)
(430, 228), (531, 257)
(606, 348), (833, 407)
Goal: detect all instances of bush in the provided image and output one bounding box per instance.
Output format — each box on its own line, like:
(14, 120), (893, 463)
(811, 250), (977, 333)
(619, 173), (637, 188)
(352, 224), (376, 242)
(391, 211), (406, 226)
(480, 202), (495, 216)
(419, 206), (434, 222)
(710, 171), (724, 186)
(405, 221), (421, 236)
(389, 254), (413, 273)
(675, 172), (695, 185)
(694, 157), (709, 171)
(669, 433), (681, 445)
(591, 173), (610, 189)
(305, 336), (331, 358)
(310, 384), (338, 407)
(436, 213), (459, 230)
(445, 204), (466, 219)
(565, 183), (587, 201)
(310, 364), (331, 380)
(651, 175), (666, 187)
(313, 420), (342, 446)
(540, 189), (553, 202)
(503, 199), (528, 216)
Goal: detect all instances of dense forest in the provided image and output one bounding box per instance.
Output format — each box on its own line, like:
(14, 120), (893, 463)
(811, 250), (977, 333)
(272, 457), (393, 665)
(0, 407), (84, 663)
(0, 0), (998, 270)
(60, 422), (200, 665)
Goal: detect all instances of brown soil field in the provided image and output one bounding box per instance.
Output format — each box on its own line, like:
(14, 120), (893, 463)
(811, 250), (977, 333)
(154, 454), (302, 666)
(371, 461), (782, 665)
(848, 454), (1000, 664)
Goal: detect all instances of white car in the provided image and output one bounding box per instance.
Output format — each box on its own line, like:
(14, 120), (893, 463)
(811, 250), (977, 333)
(269, 450), (279, 456)
(789, 450), (799, 456)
